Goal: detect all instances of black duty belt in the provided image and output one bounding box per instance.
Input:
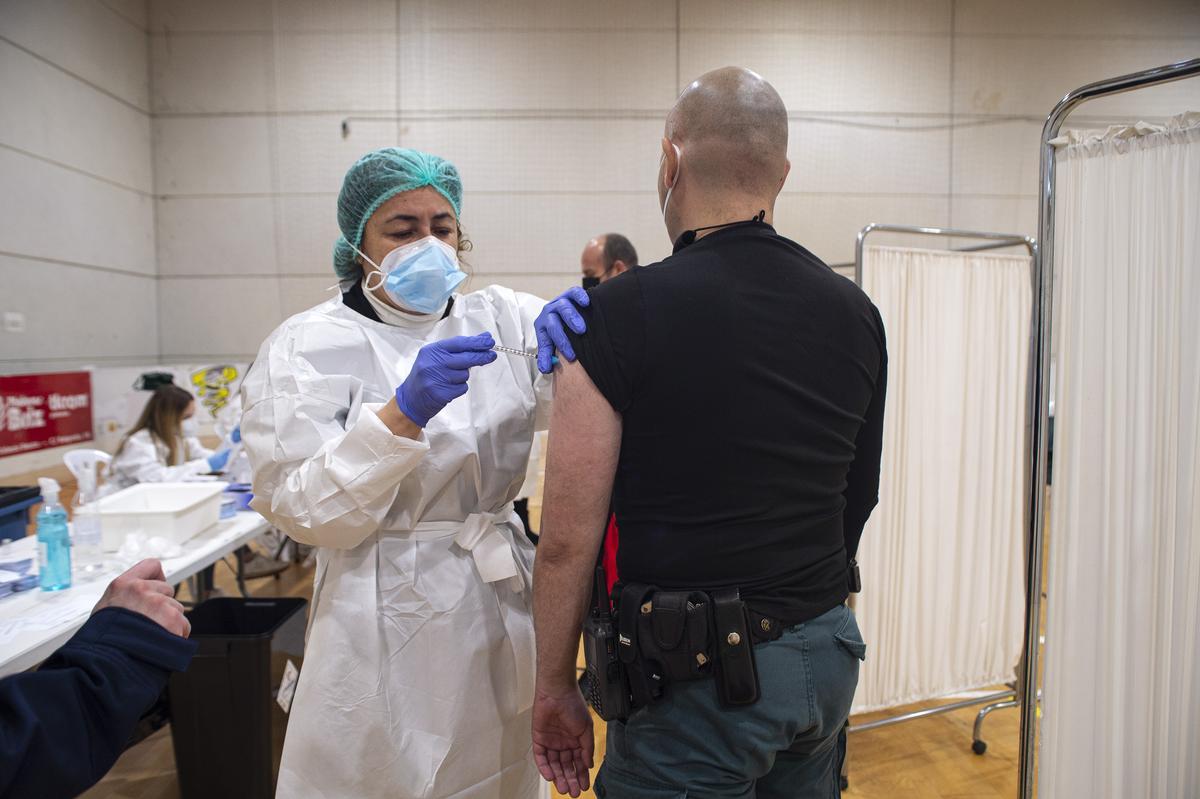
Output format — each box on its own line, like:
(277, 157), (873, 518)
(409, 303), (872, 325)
(580, 582), (781, 721)
(579, 557), (862, 722)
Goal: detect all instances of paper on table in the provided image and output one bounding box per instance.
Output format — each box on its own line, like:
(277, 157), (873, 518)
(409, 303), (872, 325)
(0, 621), (25, 648)
(22, 590), (98, 628)
(0, 589), (97, 648)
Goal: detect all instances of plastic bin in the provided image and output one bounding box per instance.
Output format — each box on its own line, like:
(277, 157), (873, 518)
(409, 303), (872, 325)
(96, 482), (226, 551)
(0, 486), (40, 543)
(169, 597), (308, 799)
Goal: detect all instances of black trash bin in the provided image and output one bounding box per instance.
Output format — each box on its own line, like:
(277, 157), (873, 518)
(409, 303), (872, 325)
(169, 596), (307, 799)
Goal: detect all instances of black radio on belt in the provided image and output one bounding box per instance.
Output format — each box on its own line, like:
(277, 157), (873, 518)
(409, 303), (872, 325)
(578, 564), (630, 721)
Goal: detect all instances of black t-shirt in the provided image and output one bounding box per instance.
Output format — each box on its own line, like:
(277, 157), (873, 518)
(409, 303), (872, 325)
(569, 221), (887, 623)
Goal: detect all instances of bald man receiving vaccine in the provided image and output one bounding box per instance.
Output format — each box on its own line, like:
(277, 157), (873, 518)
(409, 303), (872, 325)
(531, 68), (888, 798)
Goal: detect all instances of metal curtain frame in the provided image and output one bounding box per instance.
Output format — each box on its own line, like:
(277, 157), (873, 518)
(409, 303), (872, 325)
(1018, 56), (1200, 799)
(849, 223), (1035, 739)
(854, 223), (1035, 286)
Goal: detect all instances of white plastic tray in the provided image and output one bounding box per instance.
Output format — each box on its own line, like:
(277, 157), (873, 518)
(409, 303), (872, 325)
(95, 482), (228, 551)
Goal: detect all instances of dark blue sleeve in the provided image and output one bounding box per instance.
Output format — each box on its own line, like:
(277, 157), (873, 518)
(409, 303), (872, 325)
(0, 607), (197, 799)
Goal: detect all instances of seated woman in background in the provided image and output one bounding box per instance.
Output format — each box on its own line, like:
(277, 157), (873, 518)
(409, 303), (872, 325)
(110, 384), (230, 489)
(110, 383), (286, 582)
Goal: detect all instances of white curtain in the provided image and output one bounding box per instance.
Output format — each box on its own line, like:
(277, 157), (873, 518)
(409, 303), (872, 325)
(1040, 113), (1200, 798)
(853, 245), (1031, 712)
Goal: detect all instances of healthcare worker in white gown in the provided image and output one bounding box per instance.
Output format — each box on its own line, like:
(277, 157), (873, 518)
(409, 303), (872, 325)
(240, 148), (590, 798)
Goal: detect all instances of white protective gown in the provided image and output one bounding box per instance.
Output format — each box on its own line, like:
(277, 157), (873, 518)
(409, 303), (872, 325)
(240, 285), (552, 799)
(109, 430), (214, 490)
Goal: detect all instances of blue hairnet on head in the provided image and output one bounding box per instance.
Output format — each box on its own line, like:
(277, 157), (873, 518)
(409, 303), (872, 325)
(332, 147), (464, 280)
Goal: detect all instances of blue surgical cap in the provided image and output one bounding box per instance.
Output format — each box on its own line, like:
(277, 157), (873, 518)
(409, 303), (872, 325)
(332, 147), (464, 280)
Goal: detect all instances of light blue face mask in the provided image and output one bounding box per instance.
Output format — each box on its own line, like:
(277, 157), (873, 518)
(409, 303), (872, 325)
(355, 236), (467, 314)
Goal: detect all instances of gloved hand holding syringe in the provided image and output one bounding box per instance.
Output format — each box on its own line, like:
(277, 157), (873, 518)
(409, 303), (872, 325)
(494, 285), (590, 367)
(391, 332), (561, 431)
(387, 285), (589, 428)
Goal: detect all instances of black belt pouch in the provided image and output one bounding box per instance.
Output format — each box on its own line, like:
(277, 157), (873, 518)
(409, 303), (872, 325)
(711, 589), (761, 707)
(617, 583), (663, 707)
(637, 590), (712, 681)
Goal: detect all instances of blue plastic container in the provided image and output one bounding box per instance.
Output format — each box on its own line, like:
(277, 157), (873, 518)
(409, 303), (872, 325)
(224, 484), (254, 512)
(0, 487), (40, 543)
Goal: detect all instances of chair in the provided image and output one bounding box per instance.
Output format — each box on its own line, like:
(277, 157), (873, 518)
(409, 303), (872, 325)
(63, 449), (113, 494)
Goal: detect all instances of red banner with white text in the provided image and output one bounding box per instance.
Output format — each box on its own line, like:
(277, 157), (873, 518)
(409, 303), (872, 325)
(0, 372), (94, 458)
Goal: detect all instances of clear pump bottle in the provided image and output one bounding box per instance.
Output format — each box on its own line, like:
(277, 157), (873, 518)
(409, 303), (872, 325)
(71, 470), (105, 577)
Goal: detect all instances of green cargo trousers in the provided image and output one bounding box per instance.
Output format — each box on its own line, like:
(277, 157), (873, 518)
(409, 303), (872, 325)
(595, 604), (865, 799)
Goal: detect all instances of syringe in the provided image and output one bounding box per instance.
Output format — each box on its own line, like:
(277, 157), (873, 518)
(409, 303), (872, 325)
(493, 344), (557, 366)
(493, 344), (536, 359)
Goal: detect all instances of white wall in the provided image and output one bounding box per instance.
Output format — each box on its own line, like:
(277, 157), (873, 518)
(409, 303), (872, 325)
(0, 0), (158, 374)
(3, 0), (1197, 373)
(0, 0), (1193, 474)
(0, 0), (158, 476)
(147, 0), (1200, 365)
(945, 0), (1200, 247)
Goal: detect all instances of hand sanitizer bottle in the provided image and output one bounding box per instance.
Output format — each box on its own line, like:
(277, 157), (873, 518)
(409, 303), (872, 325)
(37, 478), (72, 591)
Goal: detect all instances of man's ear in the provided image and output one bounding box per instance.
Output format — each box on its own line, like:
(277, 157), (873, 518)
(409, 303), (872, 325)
(662, 136), (679, 188)
(612, 260), (629, 275)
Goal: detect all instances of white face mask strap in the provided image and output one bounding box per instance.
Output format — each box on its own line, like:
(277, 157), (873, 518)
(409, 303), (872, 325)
(348, 240), (385, 292)
(662, 142), (681, 218)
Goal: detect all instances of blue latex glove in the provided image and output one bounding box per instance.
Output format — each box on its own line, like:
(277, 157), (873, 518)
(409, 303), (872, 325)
(534, 287), (590, 374)
(230, 425), (241, 444)
(396, 333), (498, 427)
(207, 449), (231, 472)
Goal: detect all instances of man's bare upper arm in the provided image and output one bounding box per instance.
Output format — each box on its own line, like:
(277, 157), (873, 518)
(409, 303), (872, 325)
(539, 360), (622, 556)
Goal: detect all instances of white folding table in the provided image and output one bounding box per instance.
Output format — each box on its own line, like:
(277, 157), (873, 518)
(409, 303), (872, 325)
(0, 511), (271, 678)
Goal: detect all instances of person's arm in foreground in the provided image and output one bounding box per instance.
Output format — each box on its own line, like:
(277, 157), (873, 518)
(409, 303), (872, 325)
(0, 560), (197, 799)
(532, 360), (622, 797)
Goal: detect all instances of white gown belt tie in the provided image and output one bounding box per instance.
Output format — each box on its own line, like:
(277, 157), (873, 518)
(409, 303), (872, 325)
(456, 510), (535, 710)
(456, 511), (524, 591)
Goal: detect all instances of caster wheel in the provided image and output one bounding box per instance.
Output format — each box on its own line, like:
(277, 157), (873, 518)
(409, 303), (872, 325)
(972, 739), (988, 755)
(840, 775), (849, 791)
